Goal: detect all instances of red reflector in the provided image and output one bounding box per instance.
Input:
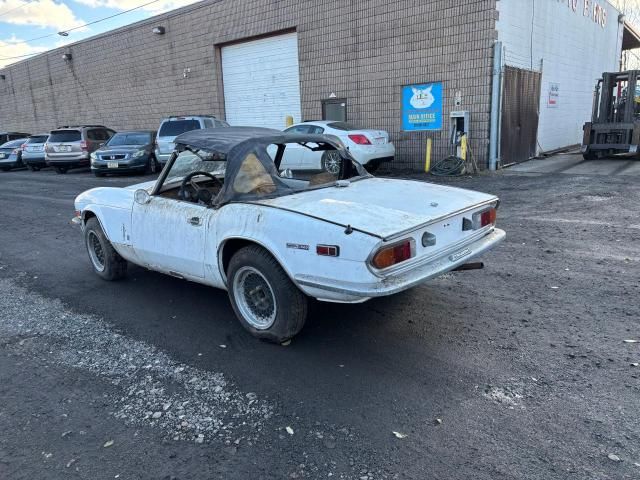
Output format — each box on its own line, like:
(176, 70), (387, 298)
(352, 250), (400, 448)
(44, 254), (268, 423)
(316, 245), (339, 257)
(80, 140), (88, 151)
(348, 134), (371, 145)
(371, 239), (414, 269)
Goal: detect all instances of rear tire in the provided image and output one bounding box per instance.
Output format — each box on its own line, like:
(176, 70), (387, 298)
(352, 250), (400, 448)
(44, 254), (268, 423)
(1, 167), (10, 172)
(54, 166), (68, 174)
(227, 245), (307, 342)
(94, 171), (105, 177)
(582, 150), (598, 160)
(84, 217), (128, 281)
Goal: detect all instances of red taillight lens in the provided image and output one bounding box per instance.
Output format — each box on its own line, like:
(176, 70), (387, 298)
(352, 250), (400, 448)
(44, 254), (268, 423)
(348, 134), (371, 145)
(80, 140), (88, 150)
(20, 143), (26, 150)
(371, 239), (414, 269)
(316, 245), (340, 257)
(470, 207), (497, 230)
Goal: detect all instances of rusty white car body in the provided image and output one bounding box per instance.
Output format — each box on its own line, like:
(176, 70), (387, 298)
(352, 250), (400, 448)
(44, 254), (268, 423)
(73, 127), (505, 342)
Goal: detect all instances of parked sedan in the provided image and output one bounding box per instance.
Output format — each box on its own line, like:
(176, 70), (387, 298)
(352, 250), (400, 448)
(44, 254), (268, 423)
(0, 138), (28, 171)
(91, 130), (158, 177)
(22, 133), (50, 171)
(282, 121), (395, 173)
(73, 127), (505, 342)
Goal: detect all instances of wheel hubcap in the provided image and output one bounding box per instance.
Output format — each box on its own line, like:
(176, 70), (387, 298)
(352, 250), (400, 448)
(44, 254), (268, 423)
(324, 152), (341, 175)
(87, 231), (106, 272)
(233, 266), (277, 329)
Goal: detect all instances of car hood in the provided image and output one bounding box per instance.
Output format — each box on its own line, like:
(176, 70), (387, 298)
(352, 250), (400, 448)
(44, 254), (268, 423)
(256, 177), (497, 239)
(97, 146), (146, 154)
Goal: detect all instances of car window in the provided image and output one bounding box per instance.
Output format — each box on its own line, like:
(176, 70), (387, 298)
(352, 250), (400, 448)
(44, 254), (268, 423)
(327, 122), (360, 131)
(163, 149), (225, 187)
(284, 125), (311, 134)
(203, 119), (214, 129)
(26, 136), (48, 144)
(159, 120), (201, 137)
(107, 133), (151, 146)
(95, 129), (111, 141)
(48, 130), (81, 142)
(86, 129), (98, 141)
(233, 153), (276, 196)
(0, 139), (25, 148)
(308, 126), (325, 134)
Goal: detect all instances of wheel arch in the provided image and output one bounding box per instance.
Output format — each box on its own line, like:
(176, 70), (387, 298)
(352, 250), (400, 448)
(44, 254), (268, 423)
(218, 236), (296, 287)
(80, 207), (111, 242)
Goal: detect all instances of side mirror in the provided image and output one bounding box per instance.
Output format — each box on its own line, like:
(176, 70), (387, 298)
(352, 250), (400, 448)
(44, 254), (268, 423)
(134, 189), (151, 205)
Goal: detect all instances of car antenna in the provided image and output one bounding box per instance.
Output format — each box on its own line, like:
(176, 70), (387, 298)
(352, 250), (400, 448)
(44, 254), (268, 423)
(344, 224), (353, 235)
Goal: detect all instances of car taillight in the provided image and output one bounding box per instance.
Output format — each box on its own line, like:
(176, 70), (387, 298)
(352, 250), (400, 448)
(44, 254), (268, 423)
(20, 143), (26, 150)
(80, 140), (88, 150)
(348, 134), (371, 145)
(371, 239), (415, 269)
(470, 207), (497, 230)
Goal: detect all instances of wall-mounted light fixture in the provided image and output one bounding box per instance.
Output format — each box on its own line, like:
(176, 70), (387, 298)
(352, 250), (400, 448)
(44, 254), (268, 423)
(152, 26), (166, 35)
(62, 53), (72, 62)
(183, 67), (191, 78)
(58, 31), (69, 37)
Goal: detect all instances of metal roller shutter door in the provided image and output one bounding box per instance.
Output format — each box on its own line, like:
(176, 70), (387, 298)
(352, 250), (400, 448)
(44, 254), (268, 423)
(221, 32), (302, 129)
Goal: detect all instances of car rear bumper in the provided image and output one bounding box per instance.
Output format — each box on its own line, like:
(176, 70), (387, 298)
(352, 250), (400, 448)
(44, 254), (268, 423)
(351, 144), (396, 166)
(23, 155), (46, 165)
(46, 156), (90, 167)
(0, 159), (21, 169)
(294, 228), (505, 302)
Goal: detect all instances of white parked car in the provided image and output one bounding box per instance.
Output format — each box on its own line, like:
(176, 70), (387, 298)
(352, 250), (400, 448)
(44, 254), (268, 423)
(73, 127), (505, 342)
(280, 121), (395, 173)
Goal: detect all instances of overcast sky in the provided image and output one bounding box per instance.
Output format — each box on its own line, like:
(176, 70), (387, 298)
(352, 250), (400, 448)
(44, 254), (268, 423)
(0, 0), (201, 67)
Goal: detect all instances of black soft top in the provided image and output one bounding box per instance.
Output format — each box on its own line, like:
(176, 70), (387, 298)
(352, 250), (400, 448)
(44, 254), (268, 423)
(174, 126), (348, 156)
(168, 126), (366, 205)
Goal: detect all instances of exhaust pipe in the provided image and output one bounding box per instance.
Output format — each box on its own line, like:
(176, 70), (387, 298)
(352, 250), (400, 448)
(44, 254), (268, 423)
(452, 262), (484, 272)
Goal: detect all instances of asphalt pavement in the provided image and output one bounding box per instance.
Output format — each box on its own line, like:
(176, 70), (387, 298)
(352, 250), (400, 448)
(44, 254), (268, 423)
(0, 163), (639, 480)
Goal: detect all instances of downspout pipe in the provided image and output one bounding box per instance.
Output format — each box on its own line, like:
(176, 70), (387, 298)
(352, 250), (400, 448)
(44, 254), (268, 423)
(489, 41), (502, 171)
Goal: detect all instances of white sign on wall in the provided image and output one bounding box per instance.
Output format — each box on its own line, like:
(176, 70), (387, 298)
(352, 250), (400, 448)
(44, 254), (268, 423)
(548, 82), (560, 108)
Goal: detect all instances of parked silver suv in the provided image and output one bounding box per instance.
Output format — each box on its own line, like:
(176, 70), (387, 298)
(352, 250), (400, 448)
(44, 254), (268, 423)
(45, 125), (116, 174)
(155, 115), (228, 166)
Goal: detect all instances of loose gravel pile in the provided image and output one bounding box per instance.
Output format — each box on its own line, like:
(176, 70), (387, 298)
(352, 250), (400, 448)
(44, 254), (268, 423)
(0, 277), (273, 445)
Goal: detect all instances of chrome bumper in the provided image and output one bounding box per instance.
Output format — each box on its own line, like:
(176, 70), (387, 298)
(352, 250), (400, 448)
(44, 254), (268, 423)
(295, 228), (505, 299)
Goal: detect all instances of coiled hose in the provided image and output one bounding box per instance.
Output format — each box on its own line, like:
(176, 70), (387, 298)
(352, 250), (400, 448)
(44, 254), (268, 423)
(430, 155), (466, 176)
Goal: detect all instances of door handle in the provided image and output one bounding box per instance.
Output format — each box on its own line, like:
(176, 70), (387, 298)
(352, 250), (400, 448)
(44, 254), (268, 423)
(188, 216), (201, 226)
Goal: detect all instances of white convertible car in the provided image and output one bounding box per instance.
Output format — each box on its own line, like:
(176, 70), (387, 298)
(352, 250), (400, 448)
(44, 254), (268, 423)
(73, 127), (505, 342)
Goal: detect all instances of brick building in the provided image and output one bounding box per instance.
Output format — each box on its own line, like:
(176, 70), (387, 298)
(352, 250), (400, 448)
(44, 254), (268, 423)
(0, 0), (635, 169)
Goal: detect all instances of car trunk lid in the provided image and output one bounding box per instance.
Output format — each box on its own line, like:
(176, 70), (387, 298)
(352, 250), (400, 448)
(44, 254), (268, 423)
(256, 177), (497, 240)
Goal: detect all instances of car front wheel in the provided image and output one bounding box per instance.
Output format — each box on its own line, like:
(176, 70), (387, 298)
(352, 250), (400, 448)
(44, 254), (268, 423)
(227, 245), (307, 343)
(84, 217), (128, 280)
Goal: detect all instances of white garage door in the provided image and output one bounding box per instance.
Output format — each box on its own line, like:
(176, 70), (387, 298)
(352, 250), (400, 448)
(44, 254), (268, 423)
(222, 32), (302, 130)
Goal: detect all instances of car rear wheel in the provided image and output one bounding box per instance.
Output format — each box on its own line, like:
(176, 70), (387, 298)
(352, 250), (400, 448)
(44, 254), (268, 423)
(54, 166), (68, 174)
(1, 167), (10, 172)
(84, 217), (128, 281)
(227, 245), (307, 343)
(321, 151), (342, 175)
(94, 171), (105, 177)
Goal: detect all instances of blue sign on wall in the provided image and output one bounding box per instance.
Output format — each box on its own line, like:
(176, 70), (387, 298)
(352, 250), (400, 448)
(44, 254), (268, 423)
(401, 82), (443, 131)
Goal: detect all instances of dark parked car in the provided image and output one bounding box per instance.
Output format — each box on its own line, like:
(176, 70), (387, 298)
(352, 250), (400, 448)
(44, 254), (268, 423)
(45, 125), (116, 174)
(0, 138), (28, 171)
(90, 130), (159, 177)
(22, 133), (50, 171)
(0, 132), (29, 144)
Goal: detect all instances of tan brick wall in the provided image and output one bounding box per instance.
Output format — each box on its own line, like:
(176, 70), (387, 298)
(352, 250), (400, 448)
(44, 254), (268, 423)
(0, 0), (497, 168)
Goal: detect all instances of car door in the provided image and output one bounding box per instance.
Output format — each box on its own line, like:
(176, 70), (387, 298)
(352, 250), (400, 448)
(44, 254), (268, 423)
(280, 125), (312, 169)
(131, 196), (212, 279)
(299, 125), (326, 170)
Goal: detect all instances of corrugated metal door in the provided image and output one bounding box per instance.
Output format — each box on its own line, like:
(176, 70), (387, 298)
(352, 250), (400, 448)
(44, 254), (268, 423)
(221, 33), (302, 129)
(500, 66), (542, 165)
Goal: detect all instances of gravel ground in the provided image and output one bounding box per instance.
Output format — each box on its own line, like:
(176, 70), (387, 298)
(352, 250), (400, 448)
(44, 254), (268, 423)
(0, 166), (639, 479)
